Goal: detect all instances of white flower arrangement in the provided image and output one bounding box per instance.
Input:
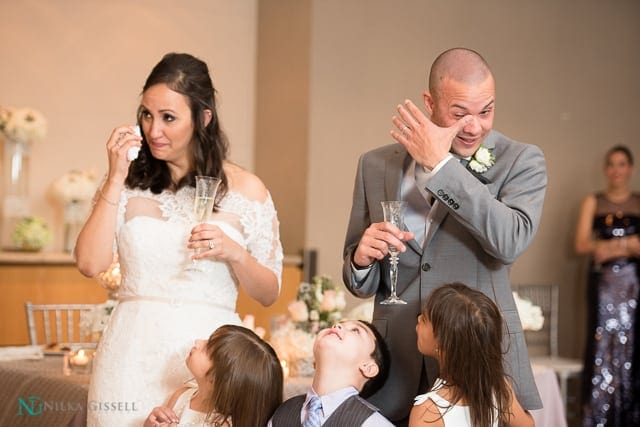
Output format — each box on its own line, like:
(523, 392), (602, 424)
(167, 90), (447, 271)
(287, 275), (346, 334)
(269, 322), (315, 362)
(11, 216), (52, 251)
(0, 106), (47, 144)
(52, 170), (98, 204)
(513, 292), (545, 331)
(80, 300), (117, 341)
(468, 145), (495, 173)
(269, 275), (347, 377)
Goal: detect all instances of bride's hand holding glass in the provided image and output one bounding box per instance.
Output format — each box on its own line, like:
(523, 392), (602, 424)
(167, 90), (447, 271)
(185, 176), (221, 271)
(188, 224), (242, 263)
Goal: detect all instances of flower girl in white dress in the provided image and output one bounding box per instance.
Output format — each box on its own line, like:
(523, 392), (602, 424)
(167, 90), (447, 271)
(410, 283), (534, 427)
(144, 325), (283, 427)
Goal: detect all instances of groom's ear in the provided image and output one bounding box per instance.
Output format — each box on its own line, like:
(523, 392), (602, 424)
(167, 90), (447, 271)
(423, 91), (434, 115)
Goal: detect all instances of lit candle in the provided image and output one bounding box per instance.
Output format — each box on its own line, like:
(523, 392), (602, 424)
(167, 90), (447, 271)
(71, 349), (89, 366)
(281, 360), (289, 379)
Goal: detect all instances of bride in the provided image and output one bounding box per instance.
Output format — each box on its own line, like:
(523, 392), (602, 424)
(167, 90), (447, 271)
(75, 52), (283, 426)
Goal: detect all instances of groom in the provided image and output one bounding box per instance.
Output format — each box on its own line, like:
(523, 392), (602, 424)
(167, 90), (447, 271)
(342, 47), (547, 425)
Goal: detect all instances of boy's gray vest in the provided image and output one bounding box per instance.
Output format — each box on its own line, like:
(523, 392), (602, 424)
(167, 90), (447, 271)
(270, 394), (378, 426)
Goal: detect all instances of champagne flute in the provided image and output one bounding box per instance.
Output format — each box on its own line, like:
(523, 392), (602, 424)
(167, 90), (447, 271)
(185, 176), (221, 271)
(380, 201), (408, 305)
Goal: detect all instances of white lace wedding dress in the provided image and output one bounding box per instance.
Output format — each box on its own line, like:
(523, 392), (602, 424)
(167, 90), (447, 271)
(87, 186), (282, 427)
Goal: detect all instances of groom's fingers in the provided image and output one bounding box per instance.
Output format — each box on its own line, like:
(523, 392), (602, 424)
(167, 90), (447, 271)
(402, 99), (428, 127)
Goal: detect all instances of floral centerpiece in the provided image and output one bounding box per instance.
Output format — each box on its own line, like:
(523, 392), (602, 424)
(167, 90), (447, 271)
(270, 275), (346, 377)
(289, 274), (347, 333)
(52, 169), (98, 252)
(52, 169), (98, 205)
(513, 292), (544, 331)
(0, 106), (47, 250)
(0, 106), (47, 145)
(11, 216), (52, 251)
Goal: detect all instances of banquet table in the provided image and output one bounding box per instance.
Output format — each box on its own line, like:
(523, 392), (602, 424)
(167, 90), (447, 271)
(0, 355), (87, 427)
(0, 356), (567, 426)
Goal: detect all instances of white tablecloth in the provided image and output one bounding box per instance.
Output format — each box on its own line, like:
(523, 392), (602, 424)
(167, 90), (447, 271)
(531, 363), (567, 427)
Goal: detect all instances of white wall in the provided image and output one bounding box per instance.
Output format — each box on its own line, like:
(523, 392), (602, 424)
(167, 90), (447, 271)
(0, 0), (257, 250)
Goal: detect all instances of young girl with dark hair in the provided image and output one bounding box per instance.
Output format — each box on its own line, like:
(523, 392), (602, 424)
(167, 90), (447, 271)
(410, 283), (534, 427)
(144, 325), (283, 427)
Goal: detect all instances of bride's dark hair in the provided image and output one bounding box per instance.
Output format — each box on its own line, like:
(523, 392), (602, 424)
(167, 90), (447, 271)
(125, 52), (229, 200)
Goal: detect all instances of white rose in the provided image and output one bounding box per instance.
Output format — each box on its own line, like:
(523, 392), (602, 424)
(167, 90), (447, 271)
(468, 159), (488, 173)
(474, 147), (492, 164)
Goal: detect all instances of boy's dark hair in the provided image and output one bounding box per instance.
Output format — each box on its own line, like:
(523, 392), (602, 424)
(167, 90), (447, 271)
(358, 320), (390, 398)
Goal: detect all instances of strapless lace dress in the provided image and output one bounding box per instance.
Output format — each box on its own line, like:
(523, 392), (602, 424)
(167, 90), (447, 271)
(87, 186), (282, 426)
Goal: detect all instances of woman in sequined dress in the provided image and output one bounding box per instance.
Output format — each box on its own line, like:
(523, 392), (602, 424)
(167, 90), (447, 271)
(575, 145), (640, 426)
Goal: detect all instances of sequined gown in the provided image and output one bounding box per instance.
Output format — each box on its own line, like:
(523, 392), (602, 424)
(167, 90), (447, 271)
(86, 187), (283, 427)
(581, 193), (640, 427)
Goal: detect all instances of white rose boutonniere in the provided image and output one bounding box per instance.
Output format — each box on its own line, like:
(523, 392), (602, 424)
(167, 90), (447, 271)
(468, 145), (495, 173)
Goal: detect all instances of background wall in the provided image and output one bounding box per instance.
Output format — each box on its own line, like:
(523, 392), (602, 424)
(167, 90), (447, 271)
(0, 0), (257, 248)
(1, 1), (639, 359)
(304, 0), (640, 357)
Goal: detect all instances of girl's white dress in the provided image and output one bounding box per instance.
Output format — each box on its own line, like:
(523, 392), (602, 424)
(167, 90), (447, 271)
(172, 386), (220, 427)
(413, 378), (498, 427)
(87, 187), (282, 426)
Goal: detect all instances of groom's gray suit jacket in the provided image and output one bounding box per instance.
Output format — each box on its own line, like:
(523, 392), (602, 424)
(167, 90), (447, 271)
(343, 129), (546, 422)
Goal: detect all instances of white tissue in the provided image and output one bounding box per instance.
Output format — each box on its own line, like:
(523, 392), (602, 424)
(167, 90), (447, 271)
(127, 125), (142, 161)
(127, 146), (140, 161)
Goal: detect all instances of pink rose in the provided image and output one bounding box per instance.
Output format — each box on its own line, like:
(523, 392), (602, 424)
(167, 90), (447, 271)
(320, 290), (337, 311)
(288, 300), (309, 322)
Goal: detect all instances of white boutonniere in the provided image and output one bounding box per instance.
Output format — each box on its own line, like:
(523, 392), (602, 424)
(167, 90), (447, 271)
(468, 145), (495, 173)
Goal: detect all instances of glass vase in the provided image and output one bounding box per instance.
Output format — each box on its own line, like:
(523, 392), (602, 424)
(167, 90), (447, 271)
(1, 138), (31, 250)
(63, 200), (87, 253)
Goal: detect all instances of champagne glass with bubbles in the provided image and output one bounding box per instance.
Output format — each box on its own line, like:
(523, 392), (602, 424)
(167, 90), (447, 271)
(380, 201), (408, 305)
(185, 176), (221, 271)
